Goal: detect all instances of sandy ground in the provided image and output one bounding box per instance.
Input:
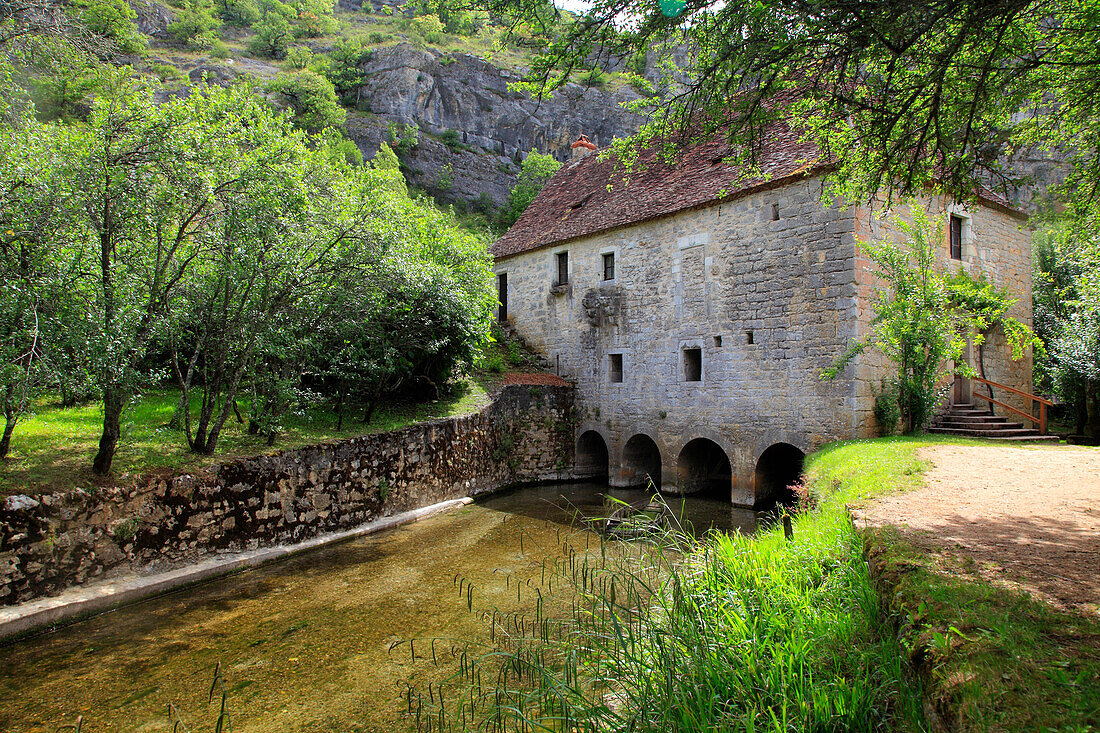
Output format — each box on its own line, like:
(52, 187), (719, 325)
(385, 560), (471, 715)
(858, 444), (1100, 615)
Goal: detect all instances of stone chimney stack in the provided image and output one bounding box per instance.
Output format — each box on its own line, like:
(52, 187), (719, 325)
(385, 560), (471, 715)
(571, 134), (598, 159)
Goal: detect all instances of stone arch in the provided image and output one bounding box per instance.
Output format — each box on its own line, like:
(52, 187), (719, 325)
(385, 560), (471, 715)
(754, 443), (806, 508)
(620, 433), (662, 489)
(675, 438), (732, 498)
(576, 430), (609, 479)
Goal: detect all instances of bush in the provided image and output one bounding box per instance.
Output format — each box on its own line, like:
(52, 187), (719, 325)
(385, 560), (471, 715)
(266, 69), (345, 130)
(283, 44), (313, 69)
(249, 17), (292, 57)
(147, 61), (187, 83)
(439, 128), (461, 151)
(77, 0), (147, 54)
(168, 0), (223, 48)
(873, 384), (901, 436)
(581, 67), (609, 87)
(217, 0), (260, 25)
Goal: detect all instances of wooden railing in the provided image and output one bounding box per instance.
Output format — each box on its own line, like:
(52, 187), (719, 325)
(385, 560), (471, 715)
(969, 376), (1055, 435)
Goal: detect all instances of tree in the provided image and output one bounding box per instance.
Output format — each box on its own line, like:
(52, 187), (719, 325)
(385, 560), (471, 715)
(168, 0), (223, 49)
(248, 0), (294, 58)
(75, 0), (146, 54)
(824, 208), (966, 433)
(266, 69), (345, 130)
(505, 149), (560, 225)
(60, 83), (274, 473)
(1034, 218), (1100, 437)
(945, 268), (1038, 407)
(461, 0), (1100, 213)
(321, 37), (369, 107)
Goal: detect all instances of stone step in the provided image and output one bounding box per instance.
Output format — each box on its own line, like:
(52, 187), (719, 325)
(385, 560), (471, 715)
(939, 419), (1025, 431)
(928, 426), (1058, 441)
(937, 414), (1012, 425)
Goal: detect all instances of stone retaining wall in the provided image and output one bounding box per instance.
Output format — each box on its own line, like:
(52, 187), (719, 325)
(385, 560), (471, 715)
(0, 384), (575, 607)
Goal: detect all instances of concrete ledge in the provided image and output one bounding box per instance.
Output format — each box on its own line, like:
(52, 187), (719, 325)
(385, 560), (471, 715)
(0, 497), (474, 643)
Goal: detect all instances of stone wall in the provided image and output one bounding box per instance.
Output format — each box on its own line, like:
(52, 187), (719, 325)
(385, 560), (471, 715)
(495, 177), (1034, 506)
(495, 176), (864, 506)
(0, 385), (575, 607)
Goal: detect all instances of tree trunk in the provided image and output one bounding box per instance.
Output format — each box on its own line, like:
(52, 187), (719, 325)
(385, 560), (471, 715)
(335, 389), (345, 432)
(976, 333), (994, 413)
(0, 386), (16, 459)
(362, 383), (383, 425)
(93, 385), (124, 475)
(1087, 382), (1100, 440)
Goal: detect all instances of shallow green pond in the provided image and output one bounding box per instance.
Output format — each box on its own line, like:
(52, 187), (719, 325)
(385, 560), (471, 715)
(0, 483), (758, 733)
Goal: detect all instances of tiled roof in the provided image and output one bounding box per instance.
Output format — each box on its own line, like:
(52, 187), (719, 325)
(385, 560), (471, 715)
(490, 122), (1029, 259)
(491, 120), (825, 259)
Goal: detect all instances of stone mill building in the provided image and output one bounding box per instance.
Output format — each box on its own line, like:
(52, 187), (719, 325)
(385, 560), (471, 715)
(489, 124), (1033, 507)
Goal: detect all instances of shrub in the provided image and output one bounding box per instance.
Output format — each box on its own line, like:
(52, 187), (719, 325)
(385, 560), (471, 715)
(581, 67), (608, 87)
(77, 0), (147, 54)
(873, 382), (901, 436)
(283, 44), (313, 69)
(168, 0), (223, 48)
(217, 0), (260, 25)
(266, 69), (345, 130)
(439, 128), (461, 151)
(147, 61), (187, 83)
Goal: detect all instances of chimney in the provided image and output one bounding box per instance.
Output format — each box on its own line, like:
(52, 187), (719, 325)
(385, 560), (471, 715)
(571, 134), (598, 160)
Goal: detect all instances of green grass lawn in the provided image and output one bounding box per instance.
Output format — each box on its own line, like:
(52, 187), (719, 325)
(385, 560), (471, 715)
(0, 379), (491, 497)
(808, 436), (1100, 733)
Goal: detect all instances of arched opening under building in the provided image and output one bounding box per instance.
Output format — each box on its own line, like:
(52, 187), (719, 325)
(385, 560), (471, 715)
(675, 438), (732, 499)
(754, 443), (805, 508)
(575, 431), (609, 480)
(621, 434), (662, 490)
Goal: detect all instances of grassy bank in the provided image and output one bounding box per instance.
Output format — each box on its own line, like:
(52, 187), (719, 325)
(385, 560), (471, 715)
(421, 436), (1097, 732)
(415, 439), (932, 732)
(0, 380), (491, 497)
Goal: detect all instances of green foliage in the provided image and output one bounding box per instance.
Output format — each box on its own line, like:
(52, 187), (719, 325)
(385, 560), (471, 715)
(216, 0), (261, 25)
(482, 0), (1100, 217)
(386, 120), (419, 153)
(416, 438), (927, 732)
(147, 61), (188, 83)
(504, 149), (560, 225)
(1034, 217), (1100, 437)
(168, 0), (223, 49)
(320, 37), (370, 106)
(282, 44), (313, 69)
(873, 382), (901, 436)
(289, 0), (336, 37)
(266, 69), (345, 130)
(438, 127), (461, 151)
(76, 0), (147, 54)
(410, 13), (444, 44)
(580, 66), (607, 87)
(248, 0), (294, 57)
(823, 207), (966, 433)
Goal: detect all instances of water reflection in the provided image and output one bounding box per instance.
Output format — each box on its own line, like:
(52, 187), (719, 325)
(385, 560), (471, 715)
(479, 481), (762, 536)
(0, 482), (764, 733)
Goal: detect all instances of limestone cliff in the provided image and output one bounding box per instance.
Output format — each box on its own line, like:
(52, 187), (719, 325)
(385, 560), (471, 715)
(345, 43), (645, 206)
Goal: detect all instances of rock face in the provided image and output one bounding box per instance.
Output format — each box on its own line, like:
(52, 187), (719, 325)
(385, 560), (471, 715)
(347, 43), (645, 206)
(0, 384), (577, 607)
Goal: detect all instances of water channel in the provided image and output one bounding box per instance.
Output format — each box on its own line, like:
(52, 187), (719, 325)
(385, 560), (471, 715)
(0, 483), (762, 733)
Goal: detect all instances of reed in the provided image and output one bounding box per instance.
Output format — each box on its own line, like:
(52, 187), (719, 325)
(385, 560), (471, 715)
(408, 443), (928, 732)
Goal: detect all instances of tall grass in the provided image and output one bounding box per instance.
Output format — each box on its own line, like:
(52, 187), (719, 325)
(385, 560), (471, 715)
(407, 445), (928, 732)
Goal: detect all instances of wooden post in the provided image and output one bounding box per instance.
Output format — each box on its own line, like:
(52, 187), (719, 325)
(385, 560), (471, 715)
(1040, 401), (1047, 435)
(782, 514), (793, 540)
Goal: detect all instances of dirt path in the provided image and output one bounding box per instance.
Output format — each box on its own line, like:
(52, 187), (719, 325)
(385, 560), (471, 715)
(858, 443), (1100, 615)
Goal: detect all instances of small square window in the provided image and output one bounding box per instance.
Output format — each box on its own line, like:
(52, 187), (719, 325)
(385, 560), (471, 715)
(609, 353), (623, 383)
(556, 251), (569, 285)
(771, 202), (780, 221)
(714, 335), (723, 348)
(950, 215), (963, 260)
(602, 252), (616, 281)
(683, 348), (702, 382)
(746, 330), (754, 345)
